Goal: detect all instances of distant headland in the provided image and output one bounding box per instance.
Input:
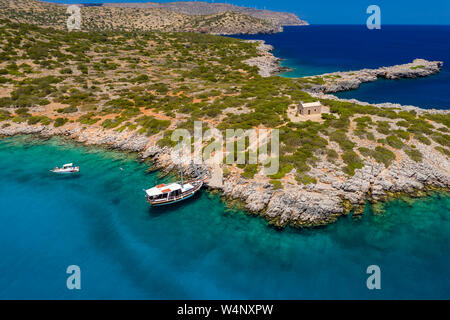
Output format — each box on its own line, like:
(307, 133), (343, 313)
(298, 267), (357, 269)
(28, 0), (308, 34)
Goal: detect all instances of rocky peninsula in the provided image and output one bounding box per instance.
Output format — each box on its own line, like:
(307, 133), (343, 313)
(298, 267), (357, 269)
(305, 59), (443, 93)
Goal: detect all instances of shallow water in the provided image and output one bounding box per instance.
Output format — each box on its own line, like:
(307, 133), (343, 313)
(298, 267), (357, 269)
(0, 136), (448, 299)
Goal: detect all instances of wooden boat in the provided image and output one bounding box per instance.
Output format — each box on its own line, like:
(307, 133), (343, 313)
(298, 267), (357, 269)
(144, 179), (203, 206)
(50, 163), (79, 173)
(144, 144), (205, 206)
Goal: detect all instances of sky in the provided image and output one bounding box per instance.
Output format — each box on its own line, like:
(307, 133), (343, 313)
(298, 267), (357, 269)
(46, 0), (450, 25)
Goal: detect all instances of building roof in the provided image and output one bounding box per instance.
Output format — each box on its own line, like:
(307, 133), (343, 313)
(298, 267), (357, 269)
(300, 101), (321, 108)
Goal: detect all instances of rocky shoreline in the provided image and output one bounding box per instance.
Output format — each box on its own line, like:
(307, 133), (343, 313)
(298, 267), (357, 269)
(1, 113), (449, 229)
(243, 40), (292, 77)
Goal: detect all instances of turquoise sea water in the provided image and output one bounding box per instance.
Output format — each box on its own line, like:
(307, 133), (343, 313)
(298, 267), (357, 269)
(0, 136), (449, 299)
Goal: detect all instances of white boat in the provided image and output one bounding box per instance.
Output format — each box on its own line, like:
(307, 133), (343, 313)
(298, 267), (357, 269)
(50, 163), (79, 173)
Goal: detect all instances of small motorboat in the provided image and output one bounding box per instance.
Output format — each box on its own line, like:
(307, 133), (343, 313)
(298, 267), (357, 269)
(50, 163), (79, 173)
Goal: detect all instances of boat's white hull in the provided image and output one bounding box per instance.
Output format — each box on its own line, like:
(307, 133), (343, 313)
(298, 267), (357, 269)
(150, 191), (197, 206)
(50, 168), (79, 174)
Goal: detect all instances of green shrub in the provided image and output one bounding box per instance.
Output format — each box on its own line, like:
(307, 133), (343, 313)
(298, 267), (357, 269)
(342, 150), (364, 176)
(157, 130), (177, 148)
(242, 164), (258, 178)
(435, 146), (450, 157)
(321, 113), (336, 121)
(270, 180), (283, 189)
(407, 119), (434, 135)
(78, 112), (100, 125)
(0, 109), (11, 121)
(386, 135), (404, 149)
(59, 68), (73, 74)
(404, 147), (423, 162)
(376, 121), (391, 135)
(326, 148), (338, 162)
(57, 106), (78, 113)
(296, 174), (317, 185)
(132, 74), (149, 83)
(415, 134), (431, 145)
(430, 132), (450, 146)
(105, 98), (134, 110)
(329, 130), (355, 151)
(135, 115), (171, 136)
(358, 146), (396, 167)
(396, 120), (409, 127)
(268, 164), (293, 179)
(394, 129), (411, 140)
(54, 117), (68, 127)
(102, 116), (127, 129)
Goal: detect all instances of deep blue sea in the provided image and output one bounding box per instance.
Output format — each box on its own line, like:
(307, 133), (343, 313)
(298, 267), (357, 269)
(237, 25), (450, 109)
(0, 136), (449, 299)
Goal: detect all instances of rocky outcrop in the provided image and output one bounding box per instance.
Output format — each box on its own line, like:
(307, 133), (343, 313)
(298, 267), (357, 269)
(305, 59), (443, 93)
(243, 40), (291, 77)
(212, 146), (449, 228)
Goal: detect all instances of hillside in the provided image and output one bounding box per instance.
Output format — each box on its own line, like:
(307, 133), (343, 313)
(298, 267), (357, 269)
(0, 0), (284, 34)
(103, 1), (308, 27)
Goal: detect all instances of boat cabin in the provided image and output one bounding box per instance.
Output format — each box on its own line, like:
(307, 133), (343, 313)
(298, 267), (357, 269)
(145, 183), (194, 201)
(62, 163), (73, 168)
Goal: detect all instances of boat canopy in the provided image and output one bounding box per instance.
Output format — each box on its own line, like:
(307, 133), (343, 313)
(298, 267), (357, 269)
(63, 163), (73, 168)
(145, 183), (182, 197)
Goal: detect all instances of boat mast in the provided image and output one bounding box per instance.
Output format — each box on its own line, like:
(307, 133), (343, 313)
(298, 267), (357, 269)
(178, 141), (183, 186)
